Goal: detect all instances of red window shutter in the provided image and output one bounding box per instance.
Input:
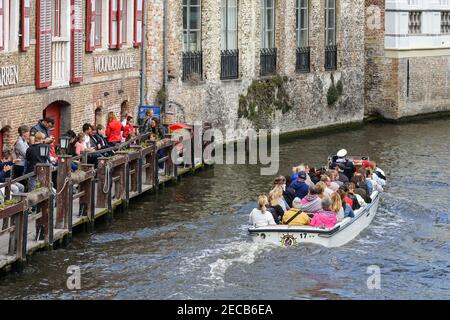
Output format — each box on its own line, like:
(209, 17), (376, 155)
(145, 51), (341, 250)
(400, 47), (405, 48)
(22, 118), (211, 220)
(109, 0), (119, 49)
(134, 0), (143, 47)
(36, 0), (52, 89)
(21, 0), (31, 51)
(117, 0), (123, 48)
(86, 0), (96, 52)
(71, 0), (83, 83)
(0, 0), (4, 51)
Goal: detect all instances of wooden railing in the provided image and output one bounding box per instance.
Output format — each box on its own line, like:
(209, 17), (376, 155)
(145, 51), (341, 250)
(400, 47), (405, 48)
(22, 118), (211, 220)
(0, 124), (215, 270)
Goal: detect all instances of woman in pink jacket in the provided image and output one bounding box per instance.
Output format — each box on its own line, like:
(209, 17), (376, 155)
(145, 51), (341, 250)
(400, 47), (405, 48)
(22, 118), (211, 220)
(309, 196), (337, 229)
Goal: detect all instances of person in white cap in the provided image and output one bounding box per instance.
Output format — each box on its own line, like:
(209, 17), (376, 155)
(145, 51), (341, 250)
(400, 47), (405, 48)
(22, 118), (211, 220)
(336, 149), (347, 163)
(336, 148), (355, 180)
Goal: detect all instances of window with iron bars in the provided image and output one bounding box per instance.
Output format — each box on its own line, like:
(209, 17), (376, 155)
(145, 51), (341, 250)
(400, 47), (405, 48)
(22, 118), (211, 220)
(221, 0), (239, 79)
(325, 0), (337, 70)
(296, 0), (309, 73)
(260, 0), (277, 76)
(182, 0), (202, 81)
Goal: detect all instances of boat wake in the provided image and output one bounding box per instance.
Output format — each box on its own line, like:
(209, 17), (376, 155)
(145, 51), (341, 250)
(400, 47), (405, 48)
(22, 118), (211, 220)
(177, 231), (277, 289)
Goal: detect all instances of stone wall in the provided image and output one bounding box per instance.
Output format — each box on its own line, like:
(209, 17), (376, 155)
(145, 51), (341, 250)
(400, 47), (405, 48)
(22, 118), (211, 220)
(146, 0), (366, 140)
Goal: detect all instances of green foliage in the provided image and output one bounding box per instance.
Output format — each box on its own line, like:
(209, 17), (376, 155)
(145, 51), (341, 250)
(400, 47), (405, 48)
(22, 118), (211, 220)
(327, 75), (344, 106)
(0, 198), (19, 210)
(336, 80), (343, 96)
(238, 75), (292, 129)
(327, 85), (339, 106)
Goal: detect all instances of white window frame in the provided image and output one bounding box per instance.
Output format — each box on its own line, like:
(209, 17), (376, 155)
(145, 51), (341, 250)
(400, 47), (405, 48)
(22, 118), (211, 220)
(261, 0), (275, 49)
(221, 0), (238, 51)
(296, 0), (308, 48)
(325, 0), (336, 46)
(2, 0), (20, 52)
(100, 0), (109, 49)
(120, 0), (134, 47)
(183, 0), (202, 52)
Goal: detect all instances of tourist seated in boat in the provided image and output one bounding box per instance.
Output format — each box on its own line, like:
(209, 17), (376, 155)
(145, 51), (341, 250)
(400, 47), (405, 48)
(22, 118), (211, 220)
(351, 174), (372, 203)
(319, 175), (335, 196)
(299, 185), (322, 213)
(327, 170), (342, 189)
(309, 197), (338, 229)
(249, 195), (277, 228)
(315, 181), (327, 199)
(347, 182), (367, 208)
(336, 163), (350, 183)
(332, 191), (355, 222)
(308, 167), (320, 184)
(273, 175), (295, 208)
(337, 185), (354, 208)
(268, 186), (287, 224)
(365, 160), (386, 187)
(282, 207), (311, 226)
(340, 184), (360, 210)
(365, 167), (384, 193)
(291, 164), (314, 187)
(289, 171), (309, 199)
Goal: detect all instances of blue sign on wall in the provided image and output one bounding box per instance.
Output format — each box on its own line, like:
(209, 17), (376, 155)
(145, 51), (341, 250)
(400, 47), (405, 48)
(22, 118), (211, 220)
(138, 105), (161, 121)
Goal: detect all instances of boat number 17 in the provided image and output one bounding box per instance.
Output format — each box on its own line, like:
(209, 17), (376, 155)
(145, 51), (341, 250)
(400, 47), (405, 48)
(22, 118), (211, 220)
(298, 233), (307, 239)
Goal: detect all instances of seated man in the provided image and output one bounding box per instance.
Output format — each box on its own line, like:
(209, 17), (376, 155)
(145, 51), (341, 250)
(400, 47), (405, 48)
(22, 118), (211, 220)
(290, 171), (309, 199)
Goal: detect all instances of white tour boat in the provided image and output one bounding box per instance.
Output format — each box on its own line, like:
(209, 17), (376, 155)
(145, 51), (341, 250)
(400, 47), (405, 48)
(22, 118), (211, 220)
(248, 154), (384, 248)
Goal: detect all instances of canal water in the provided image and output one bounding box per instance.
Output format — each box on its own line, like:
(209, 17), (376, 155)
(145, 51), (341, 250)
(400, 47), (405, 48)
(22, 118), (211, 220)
(0, 118), (449, 300)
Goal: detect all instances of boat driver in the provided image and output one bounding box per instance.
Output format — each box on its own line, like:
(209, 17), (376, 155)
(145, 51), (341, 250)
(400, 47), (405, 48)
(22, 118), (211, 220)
(335, 149), (355, 181)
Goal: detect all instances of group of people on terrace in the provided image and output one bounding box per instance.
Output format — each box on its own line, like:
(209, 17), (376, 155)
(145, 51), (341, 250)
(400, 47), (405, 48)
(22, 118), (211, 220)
(0, 109), (167, 199)
(249, 149), (386, 229)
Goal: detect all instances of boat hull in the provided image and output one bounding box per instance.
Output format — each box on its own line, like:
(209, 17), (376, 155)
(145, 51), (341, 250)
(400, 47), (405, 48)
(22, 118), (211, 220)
(248, 192), (380, 248)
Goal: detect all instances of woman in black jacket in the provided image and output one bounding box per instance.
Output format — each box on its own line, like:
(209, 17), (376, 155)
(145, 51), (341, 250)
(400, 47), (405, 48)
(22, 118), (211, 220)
(25, 132), (50, 190)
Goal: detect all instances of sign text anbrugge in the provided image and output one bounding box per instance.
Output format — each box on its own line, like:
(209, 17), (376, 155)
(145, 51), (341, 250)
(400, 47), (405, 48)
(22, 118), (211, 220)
(0, 65), (19, 87)
(94, 54), (135, 73)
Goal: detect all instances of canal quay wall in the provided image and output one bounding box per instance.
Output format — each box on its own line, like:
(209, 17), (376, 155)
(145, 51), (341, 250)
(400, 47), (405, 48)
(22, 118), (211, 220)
(0, 130), (214, 275)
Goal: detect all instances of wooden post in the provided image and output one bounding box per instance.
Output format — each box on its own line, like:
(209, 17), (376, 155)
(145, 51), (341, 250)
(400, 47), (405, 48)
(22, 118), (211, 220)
(145, 141), (156, 186)
(8, 214), (18, 256)
(35, 164), (53, 245)
(56, 155), (72, 229)
(96, 158), (107, 209)
(80, 164), (95, 221)
(137, 157), (143, 194)
(21, 209), (28, 260)
(81, 150), (89, 164)
(16, 210), (25, 260)
(2, 179), (12, 230)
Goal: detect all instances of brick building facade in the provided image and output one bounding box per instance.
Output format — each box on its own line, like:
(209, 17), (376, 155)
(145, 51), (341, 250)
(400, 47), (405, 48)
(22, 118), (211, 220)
(0, 0), (143, 153)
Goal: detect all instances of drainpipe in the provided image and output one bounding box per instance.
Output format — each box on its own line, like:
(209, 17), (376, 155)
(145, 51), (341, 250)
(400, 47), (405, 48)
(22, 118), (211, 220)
(162, 0), (168, 115)
(139, 0), (147, 107)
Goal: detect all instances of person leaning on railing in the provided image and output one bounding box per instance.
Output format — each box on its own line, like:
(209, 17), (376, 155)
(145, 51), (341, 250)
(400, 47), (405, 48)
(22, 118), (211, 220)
(25, 132), (50, 191)
(0, 150), (24, 194)
(29, 118), (55, 145)
(13, 125), (30, 179)
(105, 112), (124, 146)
